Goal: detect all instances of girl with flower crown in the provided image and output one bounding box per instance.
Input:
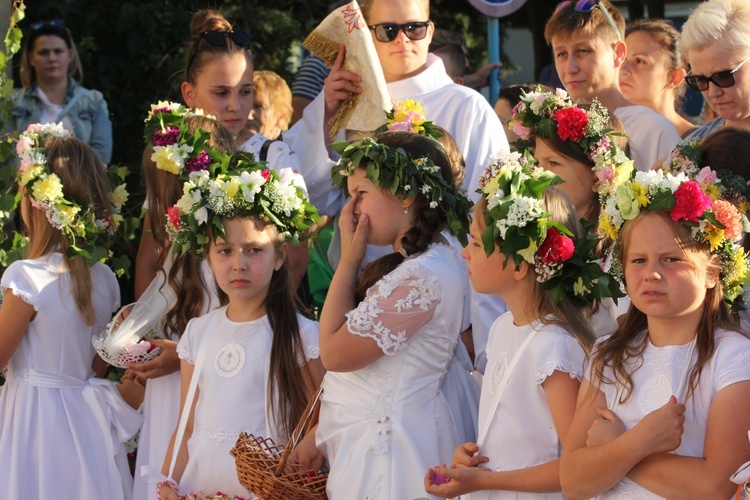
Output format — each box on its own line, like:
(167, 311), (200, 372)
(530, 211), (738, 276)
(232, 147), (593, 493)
(296, 131), (473, 499)
(0, 125), (141, 499)
(509, 88), (631, 227)
(130, 108), (236, 500)
(154, 153), (323, 500)
(425, 152), (623, 499)
(559, 170), (750, 499)
(510, 88), (636, 328)
(181, 9), (310, 289)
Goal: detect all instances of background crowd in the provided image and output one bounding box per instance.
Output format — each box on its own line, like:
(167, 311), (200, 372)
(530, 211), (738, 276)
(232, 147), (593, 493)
(1, 0), (750, 499)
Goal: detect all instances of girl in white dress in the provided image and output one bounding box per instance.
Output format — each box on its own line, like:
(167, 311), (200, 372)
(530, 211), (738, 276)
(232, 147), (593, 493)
(308, 131), (473, 499)
(156, 154), (324, 499)
(560, 169), (750, 499)
(0, 126), (141, 499)
(426, 153), (623, 499)
(130, 110), (234, 500)
(180, 9), (309, 286)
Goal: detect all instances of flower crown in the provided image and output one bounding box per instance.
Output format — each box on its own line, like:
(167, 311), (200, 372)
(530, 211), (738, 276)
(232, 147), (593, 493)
(167, 152), (320, 257)
(663, 139), (750, 214)
(143, 100), (229, 178)
(330, 135), (472, 245)
(509, 87), (634, 197)
(375, 99), (442, 139)
(477, 150), (624, 304)
(16, 122), (129, 264)
(599, 168), (750, 307)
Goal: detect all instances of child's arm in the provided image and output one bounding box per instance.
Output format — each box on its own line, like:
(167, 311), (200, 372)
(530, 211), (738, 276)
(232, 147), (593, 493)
(624, 380), (750, 499)
(161, 359), (198, 485)
(134, 215), (160, 300)
(0, 291), (35, 367)
(559, 378), (685, 500)
(425, 370), (578, 497)
(319, 198), (389, 371)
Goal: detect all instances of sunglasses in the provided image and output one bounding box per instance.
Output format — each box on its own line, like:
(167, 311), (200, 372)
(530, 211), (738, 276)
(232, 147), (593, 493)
(186, 30), (252, 76)
(684, 55), (750, 92)
(30, 19), (65, 31)
(555, 0), (622, 42)
(368, 21), (431, 43)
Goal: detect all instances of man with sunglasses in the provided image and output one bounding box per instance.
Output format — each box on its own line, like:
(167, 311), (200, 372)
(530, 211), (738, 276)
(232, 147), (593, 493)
(680, 0), (750, 142)
(286, 0), (506, 214)
(545, 0), (680, 171)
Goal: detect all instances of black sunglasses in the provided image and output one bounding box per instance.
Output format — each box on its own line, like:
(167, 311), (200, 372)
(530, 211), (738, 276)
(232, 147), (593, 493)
(30, 19), (65, 31)
(368, 21), (431, 43)
(186, 30), (252, 77)
(684, 55), (750, 92)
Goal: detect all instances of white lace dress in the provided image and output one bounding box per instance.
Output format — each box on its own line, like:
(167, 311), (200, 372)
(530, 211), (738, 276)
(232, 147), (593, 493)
(0, 253), (142, 499)
(174, 306), (320, 497)
(468, 313), (586, 500)
(316, 244), (465, 500)
(593, 329), (750, 499)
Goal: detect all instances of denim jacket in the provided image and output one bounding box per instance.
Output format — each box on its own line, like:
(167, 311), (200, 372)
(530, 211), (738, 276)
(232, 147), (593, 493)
(5, 78), (113, 163)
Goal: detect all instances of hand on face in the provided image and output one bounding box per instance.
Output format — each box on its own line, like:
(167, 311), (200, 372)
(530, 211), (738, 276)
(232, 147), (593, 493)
(339, 195), (369, 268)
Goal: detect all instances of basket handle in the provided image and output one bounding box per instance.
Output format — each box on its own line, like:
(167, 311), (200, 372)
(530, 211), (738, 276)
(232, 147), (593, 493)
(275, 384), (323, 476)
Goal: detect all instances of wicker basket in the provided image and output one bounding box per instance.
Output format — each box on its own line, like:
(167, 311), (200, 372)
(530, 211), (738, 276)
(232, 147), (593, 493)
(231, 387), (328, 500)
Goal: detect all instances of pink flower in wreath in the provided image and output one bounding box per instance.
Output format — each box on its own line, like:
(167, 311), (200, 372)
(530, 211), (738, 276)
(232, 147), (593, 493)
(388, 121), (413, 132)
(537, 227), (575, 264)
(695, 166), (718, 186)
(670, 180), (713, 222)
(712, 199), (743, 241)
(167, 206), (181, 229)
(260, 169), (272, 180)
(511, 101), (524, 119)
(595, 165), (615, 184)
(554, 106), (588, 142)
(512, 120), (532, 140)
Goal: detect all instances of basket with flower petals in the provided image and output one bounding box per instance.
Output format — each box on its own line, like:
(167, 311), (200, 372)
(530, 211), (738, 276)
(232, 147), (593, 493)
(231, 387), (327, 499)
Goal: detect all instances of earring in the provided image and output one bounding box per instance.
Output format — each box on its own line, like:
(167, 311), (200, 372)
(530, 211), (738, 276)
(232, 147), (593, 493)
(403, 207), (409, 214)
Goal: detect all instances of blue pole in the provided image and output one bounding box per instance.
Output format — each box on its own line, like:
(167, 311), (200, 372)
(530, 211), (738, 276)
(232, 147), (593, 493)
(487, 16), (500, 107)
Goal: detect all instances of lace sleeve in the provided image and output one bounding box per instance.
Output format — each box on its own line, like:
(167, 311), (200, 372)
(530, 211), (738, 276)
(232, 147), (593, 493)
(346, 264), (441, 356)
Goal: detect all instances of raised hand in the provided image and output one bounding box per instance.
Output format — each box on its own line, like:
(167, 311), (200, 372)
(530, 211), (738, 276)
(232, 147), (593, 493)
(323, 44), (362, 119)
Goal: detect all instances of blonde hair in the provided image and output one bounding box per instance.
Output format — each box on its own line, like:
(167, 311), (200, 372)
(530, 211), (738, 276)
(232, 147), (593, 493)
(475, 187), (597, 355)
(544, 0), (625, 45)
(680, 0), (750, 62)
(24, 137), (112, 325)
(253, 70), (293, 131)
(590, 210), (735, 403)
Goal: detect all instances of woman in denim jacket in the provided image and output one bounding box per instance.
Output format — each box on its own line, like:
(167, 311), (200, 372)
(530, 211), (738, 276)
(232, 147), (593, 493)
(5, 21), (112, 163)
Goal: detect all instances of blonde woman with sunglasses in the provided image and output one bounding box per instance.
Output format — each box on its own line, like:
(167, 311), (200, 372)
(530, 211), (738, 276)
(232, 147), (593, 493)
(680, 0), (750, 141)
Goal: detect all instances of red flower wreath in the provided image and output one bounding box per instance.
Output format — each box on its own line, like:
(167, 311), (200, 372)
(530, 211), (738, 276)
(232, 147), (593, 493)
(554, 106), (588, 142)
